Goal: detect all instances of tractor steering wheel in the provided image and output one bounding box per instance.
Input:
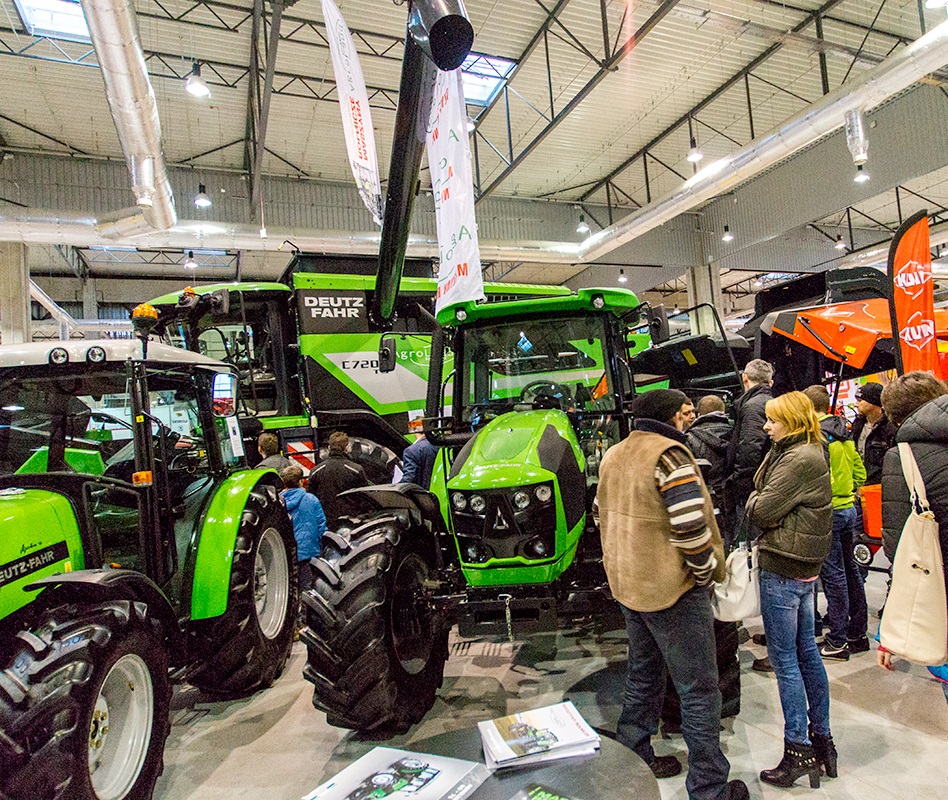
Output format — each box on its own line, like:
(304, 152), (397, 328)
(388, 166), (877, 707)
(519, 380), (573, 410)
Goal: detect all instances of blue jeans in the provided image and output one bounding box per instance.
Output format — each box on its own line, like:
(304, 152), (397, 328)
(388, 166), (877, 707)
(617, 587), (731, 800)
(760, 570), (831, 744)
(820, 507), (857, 648)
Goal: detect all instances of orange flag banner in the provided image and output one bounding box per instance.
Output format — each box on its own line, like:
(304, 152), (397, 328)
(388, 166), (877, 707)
(888, 210), (939, 376)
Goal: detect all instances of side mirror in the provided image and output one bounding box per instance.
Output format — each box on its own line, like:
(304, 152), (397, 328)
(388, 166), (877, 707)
(646, 304), (670, 344)
(379, 336), (397, 373)
(210, 288), (230, 315)
(212, 372), (238, 417)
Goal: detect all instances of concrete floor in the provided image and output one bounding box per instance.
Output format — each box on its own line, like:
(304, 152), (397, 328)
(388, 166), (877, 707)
(155, 568), (947, 800)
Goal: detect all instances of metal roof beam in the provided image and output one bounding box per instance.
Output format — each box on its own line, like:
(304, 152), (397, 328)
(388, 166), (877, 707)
(476, 0), (682, 203)
(578, 0), (850, 204)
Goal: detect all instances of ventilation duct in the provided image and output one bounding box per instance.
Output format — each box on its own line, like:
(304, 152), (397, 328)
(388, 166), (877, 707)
(577, 18), (948, 263)
(79, 0), (176, 235)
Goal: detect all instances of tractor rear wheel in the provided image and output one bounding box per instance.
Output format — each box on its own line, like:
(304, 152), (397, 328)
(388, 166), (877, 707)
(0, 601), (170, 800)
(189, 483), (298, 695)
(301, 515), (448, 733)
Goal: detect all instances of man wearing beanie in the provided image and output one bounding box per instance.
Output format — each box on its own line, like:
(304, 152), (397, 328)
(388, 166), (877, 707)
(597, 389), (746, 800)
(850, 383), (896, 485)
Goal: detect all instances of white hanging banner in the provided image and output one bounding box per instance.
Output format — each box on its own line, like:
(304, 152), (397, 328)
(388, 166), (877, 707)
(427, 69), (485, 314)
(321, 0), (383, 225)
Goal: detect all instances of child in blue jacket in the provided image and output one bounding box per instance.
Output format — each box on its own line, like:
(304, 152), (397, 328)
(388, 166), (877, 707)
(280, 464), (327, 593)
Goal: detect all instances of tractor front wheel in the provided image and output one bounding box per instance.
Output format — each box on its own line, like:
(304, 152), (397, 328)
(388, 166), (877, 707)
(301, 515), (448, 733)
(189, 482), (298, 695)
(0, 601), (170, 800)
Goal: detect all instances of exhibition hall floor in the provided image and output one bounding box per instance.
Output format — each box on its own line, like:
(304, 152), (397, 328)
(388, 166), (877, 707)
(155, 569), (946, 800)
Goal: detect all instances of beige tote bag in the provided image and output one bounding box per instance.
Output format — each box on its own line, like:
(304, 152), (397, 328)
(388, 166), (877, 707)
(879, 444), (948, 666)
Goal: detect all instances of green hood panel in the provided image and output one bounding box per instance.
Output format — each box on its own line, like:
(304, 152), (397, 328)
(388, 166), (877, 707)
(0, 489), (84, 619)
(447, 411), (587, 587)
(450, 411), (583, 488)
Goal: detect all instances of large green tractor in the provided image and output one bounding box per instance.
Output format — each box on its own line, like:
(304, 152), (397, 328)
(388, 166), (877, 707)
(146, 261), (570, 483)
(0, 325), (298, 799)
(300, 288), (643, 733)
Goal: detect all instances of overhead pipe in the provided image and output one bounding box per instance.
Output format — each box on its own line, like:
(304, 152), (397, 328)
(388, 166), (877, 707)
(578, 18), (948, 263)
(79, 0), (176, 235)
(0, 209), (580, 263)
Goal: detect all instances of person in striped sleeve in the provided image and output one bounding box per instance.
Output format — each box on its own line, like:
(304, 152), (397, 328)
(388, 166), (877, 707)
(598, 389), (746, 800)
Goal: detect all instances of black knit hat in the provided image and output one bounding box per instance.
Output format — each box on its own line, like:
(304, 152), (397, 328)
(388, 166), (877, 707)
(856, 383), (883, 407)
(632, 389), (689, 425)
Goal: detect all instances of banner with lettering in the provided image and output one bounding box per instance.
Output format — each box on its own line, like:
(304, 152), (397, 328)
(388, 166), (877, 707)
(321, 0), (383, 225)
(888, 210), (939, 376)
(427, 68), (485, 314)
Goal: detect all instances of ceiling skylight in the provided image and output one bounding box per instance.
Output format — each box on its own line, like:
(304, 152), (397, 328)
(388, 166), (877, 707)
(14, 0), (90, 43)
(461, 52), (516, 107)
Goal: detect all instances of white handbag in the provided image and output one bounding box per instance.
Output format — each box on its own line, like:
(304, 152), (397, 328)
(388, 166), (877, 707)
(712, 542), (761, 622)
(879, 444), (948, 666)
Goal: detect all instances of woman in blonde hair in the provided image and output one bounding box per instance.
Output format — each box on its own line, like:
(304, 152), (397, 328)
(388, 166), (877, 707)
(747, 391), (833, 789)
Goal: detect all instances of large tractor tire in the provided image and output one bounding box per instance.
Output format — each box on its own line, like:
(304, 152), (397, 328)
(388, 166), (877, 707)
(0, 601), (171, 800)
(189, 483), (298, 695)
(301, 515), (448, 734)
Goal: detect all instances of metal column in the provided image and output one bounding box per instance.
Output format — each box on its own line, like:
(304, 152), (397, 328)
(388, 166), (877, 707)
(0, 243), (30, 344)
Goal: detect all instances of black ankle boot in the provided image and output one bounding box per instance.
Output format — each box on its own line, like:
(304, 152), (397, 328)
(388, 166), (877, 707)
(760, 739), (821, 788)
(809, 729), (838, 778)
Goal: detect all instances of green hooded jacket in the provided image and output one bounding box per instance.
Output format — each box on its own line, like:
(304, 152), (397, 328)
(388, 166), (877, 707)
(818, 413), (866, 509)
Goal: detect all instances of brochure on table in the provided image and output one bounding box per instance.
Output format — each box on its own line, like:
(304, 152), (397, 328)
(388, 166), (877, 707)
(508, 784), (584, 800)
(477, 701), (600, 770)
(302, 747), (489, 800)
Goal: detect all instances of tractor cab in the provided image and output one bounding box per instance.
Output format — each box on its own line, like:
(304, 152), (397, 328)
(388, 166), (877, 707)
(0, 337), (245, 613)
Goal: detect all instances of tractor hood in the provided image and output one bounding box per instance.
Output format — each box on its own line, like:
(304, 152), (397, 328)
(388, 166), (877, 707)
(445, 410), (588, 586)
(448, 409), (584, 489)
(0, 488), (84, 618)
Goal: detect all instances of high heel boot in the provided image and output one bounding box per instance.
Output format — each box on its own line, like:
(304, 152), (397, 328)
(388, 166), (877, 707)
(809, 729), (838, 778)
(760, 739), (821, 788)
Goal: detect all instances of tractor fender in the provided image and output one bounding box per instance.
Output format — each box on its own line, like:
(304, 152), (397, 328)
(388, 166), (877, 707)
(24, 568), (182, 653)
(189, 470), (284, 621)
(338, 483), (447, 532)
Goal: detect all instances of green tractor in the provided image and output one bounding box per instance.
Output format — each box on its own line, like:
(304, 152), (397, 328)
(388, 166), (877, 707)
(0, 322), (298, 799)
(146, 262), (570, 484)
(300, 287), (642, 733)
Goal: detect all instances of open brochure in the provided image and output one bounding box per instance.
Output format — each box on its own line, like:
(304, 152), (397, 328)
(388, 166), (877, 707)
(477, 701), (600, 770)
(303, 747), (489, 800)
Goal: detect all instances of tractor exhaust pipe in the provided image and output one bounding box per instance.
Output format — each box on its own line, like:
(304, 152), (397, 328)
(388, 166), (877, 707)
(371, 0), (473, 327)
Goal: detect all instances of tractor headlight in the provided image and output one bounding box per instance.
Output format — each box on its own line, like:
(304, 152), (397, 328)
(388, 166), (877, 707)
(49, 347), (69, 365)
(451, 492), (467, 511)
(534, 484), (552, 503)
(86, 346), (106, 363)
(513, 490), (530, 510)
(469, 494), (486, 513)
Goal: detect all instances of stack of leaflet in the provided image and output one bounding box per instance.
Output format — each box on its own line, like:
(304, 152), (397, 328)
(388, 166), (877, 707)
(477, 701), (600, 770)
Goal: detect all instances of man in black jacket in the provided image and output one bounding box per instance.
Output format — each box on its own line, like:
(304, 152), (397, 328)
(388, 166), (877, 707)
(850, 383), (896, 484)
(687, 395), (733, 512)
(725, 359), (774, 542)
(307, 431), (368, 529)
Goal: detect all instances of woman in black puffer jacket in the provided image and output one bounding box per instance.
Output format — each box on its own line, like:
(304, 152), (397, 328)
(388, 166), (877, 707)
(747, 391), (833, 790)
(879, 373), (948, 698)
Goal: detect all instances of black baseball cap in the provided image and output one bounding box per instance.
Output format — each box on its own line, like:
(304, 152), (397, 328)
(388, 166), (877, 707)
(855, 383), (883, 406)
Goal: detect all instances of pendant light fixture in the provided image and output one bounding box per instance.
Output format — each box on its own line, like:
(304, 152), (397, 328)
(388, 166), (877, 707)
(576, 214), (590, 235)
(185, 62), (210, 98)
(722, 225), (734, 242)
(193, 183), (212, 209)
(618, 268), (627, 283)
